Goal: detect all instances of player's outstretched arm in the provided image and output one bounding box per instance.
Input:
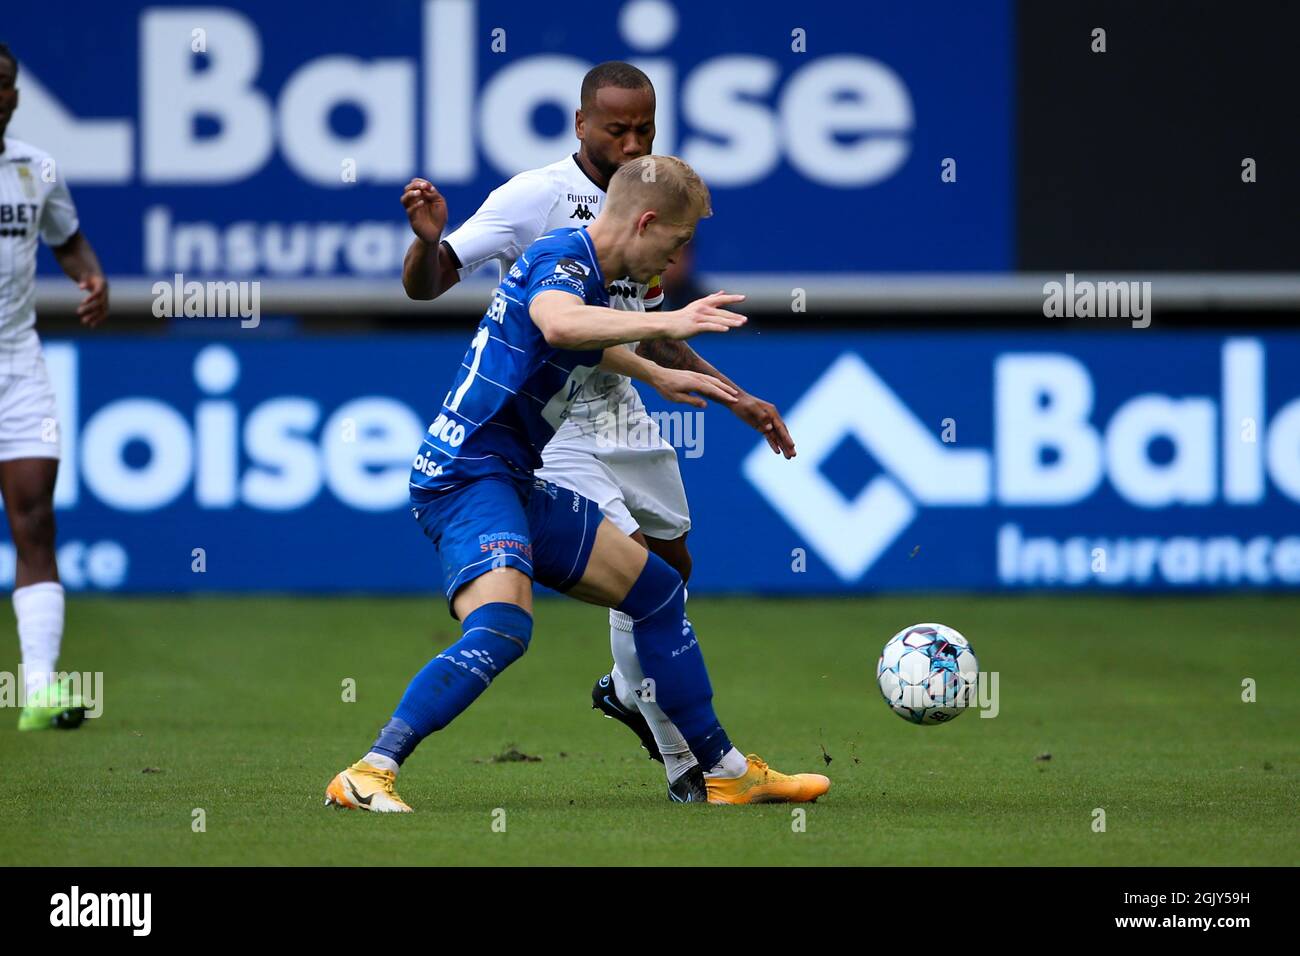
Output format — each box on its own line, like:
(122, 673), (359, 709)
(599, 347), (738, 409)
(637, 331), (796, 458)
(530, 290), (747, 351)
(400, 178), (460, 300)
(51, 231), (108, 328)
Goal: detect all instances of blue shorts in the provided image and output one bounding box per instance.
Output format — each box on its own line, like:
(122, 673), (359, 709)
(411, 475), (603, 615)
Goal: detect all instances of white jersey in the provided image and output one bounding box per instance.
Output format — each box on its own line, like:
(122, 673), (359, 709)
(0, 138), (79, 374)
(442, 154), (663, 434)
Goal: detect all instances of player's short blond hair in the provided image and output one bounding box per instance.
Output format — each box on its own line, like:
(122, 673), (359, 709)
(605, 155), (712, 225)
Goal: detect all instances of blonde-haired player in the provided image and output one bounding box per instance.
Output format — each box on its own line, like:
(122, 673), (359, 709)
(399, 63), (796, 802)
(328, 153), (828, 809)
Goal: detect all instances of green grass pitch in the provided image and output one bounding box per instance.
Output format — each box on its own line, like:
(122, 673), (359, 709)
(1, 594), (1296, 866)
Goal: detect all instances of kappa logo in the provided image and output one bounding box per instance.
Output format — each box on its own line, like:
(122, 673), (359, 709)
(607, 282), (638, 299)
(743, 352), (988, 581)
(569, 203), (596, 221)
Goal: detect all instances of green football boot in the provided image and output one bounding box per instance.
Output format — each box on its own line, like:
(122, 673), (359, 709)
(17, 676), (87, 731)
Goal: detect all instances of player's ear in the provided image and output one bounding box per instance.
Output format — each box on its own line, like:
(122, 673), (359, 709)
(574, 109), (584, 140)
(636, 210), (657, 236)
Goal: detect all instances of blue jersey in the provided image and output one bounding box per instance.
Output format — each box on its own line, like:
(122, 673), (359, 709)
(410, 227), (609, 495)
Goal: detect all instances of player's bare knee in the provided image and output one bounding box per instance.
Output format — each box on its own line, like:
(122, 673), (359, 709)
(452, 568), (533, 620)
(9, 499), (56, 551)
(573, 520), (649, 605)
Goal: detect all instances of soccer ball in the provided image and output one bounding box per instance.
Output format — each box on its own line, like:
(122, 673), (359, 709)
(877, 623), (979, 725)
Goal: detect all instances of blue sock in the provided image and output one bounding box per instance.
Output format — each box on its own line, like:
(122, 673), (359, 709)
(617, 554), (731, 769)
(370, 602), (533, 764)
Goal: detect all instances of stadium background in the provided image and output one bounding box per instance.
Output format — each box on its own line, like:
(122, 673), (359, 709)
(5, 0), (1297, 595)
(1, 0), (1298, 873)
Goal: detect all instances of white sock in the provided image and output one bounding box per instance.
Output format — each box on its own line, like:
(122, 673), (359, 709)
(705, 747), (750, 780)
(14, 581), (64, 698)
(609, 608), (699, 783)
(608, 613), (642, 712)
(363, 752), (399, 773)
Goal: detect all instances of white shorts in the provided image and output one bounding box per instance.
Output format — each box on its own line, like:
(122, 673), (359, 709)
(0, 359), (60, 462)
(537, 415), (691, 540)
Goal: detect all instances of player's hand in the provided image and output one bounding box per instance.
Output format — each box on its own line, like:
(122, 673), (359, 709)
(653, 368), (739, 409)
(731, 393), (796, 458)
(77, 274), (109, 328)
(401, 178), (449, 243)
(661, 291), (747, 340)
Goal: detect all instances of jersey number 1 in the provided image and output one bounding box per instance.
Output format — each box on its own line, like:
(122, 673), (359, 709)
(448, 325), (490, 412)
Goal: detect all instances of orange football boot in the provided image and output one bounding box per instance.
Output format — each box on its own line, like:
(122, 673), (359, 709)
(705, 754), (831, 805)
(325, 760), (413, 813)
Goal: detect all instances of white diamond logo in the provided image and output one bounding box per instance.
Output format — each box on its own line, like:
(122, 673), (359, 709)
(743, 352), (990, 581)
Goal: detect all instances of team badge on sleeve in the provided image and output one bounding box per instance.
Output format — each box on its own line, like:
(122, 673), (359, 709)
(556, 258), (591, 278)
(536, 257), (591, 296)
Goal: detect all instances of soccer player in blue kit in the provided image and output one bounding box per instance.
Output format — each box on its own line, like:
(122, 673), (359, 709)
(326, 156), (830, 811)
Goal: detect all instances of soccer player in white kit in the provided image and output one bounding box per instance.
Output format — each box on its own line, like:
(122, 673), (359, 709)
(401, 62), (797, 801)
(0, 44), (109, 730)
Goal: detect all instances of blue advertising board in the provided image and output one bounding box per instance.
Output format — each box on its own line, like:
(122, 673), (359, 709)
(4, 0), (1013, 279)
(10, 331), (1300, 594)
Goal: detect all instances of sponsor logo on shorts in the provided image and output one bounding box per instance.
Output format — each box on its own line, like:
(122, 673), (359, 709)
(478, 532), (532, 561)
